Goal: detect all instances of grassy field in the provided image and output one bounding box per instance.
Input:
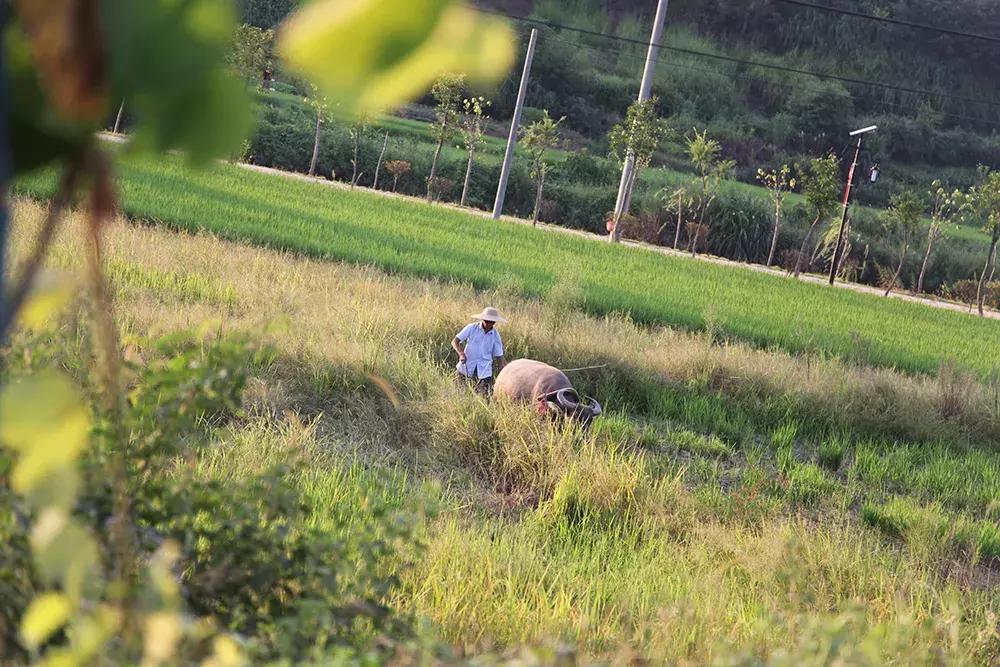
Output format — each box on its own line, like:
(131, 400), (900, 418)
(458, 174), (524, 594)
(9, 196), (1000, 663)
(16, 151), (1000, 377)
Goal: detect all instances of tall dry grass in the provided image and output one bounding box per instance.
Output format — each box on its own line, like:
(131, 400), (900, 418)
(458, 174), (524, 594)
(9, 198), (1000, 664)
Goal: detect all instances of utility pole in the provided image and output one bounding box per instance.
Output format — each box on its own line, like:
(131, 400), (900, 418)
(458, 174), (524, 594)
(612, 0), (669, 221)
(493, 28), (538, 220)
(829, 125), (876, 286)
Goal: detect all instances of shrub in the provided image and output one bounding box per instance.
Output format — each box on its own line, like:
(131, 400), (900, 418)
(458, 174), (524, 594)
(618, 210), (663, 245)
(3, 333), (420, 662)
(427, 176), (456, 202)
(706, 189), (771, 262)
(943, 280), (1000, 309)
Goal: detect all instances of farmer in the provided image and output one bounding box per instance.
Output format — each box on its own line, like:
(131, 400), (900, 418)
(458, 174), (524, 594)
(452, 306), (507, 396)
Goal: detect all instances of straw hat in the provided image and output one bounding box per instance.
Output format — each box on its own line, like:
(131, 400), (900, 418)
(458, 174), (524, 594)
(471, 306), (508, 324)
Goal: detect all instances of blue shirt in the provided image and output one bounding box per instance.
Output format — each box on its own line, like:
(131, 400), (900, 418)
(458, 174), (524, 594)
(455, 322), (504, 379)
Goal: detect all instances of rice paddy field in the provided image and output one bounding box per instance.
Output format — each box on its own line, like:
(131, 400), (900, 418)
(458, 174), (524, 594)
(9, 190), (1000, 664)
(14, 151), (1000, 378)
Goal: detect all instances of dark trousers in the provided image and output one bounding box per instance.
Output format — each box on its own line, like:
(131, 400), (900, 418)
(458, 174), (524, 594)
(457, 371), (494, 397)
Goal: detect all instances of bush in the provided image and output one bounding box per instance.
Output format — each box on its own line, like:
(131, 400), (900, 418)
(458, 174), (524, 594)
(943, 280), (1000, 309)
(2, 333), (421, 662)
(618, 211), (664, 245)
(706, 189), (771, 262)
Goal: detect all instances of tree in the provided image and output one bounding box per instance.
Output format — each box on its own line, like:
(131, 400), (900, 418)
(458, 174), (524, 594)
(305, 83), (331, 178)
(793, 153), (840, 278)
(686, 129), (735, 257)
(385, 160), (412, 193)
(349, 112), (370, 189)
(916, 180), (967, 294)
(659, 184), (695, 250)
(227, 24), (275, 88)
(756, 164), (796, 267)
(882, 190), (924, 296)
(372, 131), (390, 190)
(607, 98), (669, 242)
(459, 96), (491, 207)
(521, 111), (563, 225)
(427, 73), (466, 202)
(969, 166), (1000, 316)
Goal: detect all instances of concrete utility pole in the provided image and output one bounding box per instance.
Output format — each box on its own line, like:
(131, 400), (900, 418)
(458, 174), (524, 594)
(829, 125), (877, 286)
(612, 0), (669, 219)
(493, 28), (538, 220)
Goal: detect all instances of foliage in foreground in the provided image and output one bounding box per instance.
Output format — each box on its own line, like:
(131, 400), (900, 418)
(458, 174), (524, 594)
(0, 329), (421, 663)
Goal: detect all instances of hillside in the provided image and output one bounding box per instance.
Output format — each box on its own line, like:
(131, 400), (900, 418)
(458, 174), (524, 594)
(480, 0), (1000, 195)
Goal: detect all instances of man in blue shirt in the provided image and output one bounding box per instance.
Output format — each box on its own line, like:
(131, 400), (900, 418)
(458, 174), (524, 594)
(452, 306), (507, 396)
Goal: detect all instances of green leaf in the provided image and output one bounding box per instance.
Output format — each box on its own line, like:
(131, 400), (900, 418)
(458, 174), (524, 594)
(0, 372), (90, 483)
(100, 0), (253, 162)
(18, 270), (78, 331)
(21, 593), (72, 650)
(21, 464), (79, 513)
(31, 511), (99, 597)
(143, 612), (183, 666)
(202, 635), (243, 667)
(279, 0), (514, 113)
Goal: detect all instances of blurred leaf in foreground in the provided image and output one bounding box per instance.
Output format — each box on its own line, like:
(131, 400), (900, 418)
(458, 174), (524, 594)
(278, 0), (515, 113)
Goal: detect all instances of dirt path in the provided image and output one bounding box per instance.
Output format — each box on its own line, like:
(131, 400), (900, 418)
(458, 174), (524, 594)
(98, 132), (1000, 321)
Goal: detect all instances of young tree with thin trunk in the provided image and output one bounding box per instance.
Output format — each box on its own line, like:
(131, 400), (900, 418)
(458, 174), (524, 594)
(686, 129), (735, 257)
(385, 160), (411, 193)
(969, 166), (1000, 316)
(882, 190), (924, 296)
(757, 164), (796, 267)
(349, 111), (370, 189)
(372, 131), (389, 189)
(520, 111), (563, 225)
(305, 83), (331, 177)
(608, 98), (669, 242)
(793, 153), (840, 278)
(459, 96), (490, 207)
(916, 180), (966, 294)
(426, 73), (465, 202)
(658, 184), (693, 250)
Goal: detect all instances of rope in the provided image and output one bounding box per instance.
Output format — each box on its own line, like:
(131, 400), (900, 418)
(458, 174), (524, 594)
(560, 364), (609, 373)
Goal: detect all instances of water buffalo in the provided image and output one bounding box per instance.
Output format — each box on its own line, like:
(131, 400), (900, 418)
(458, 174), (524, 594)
(494, 359), (602, 424)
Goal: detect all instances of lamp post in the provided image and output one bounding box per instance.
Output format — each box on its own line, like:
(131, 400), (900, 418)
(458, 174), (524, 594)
(828, 125), (877, 286)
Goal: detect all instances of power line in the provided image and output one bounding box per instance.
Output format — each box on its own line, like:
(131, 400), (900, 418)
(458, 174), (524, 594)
(546, 35), (1000, 131)
(772, 0), (1000, 44)
(481, 8), (1000, 110)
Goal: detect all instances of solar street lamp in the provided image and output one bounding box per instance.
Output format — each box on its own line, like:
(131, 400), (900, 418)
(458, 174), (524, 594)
(829, 125), (877, 286)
